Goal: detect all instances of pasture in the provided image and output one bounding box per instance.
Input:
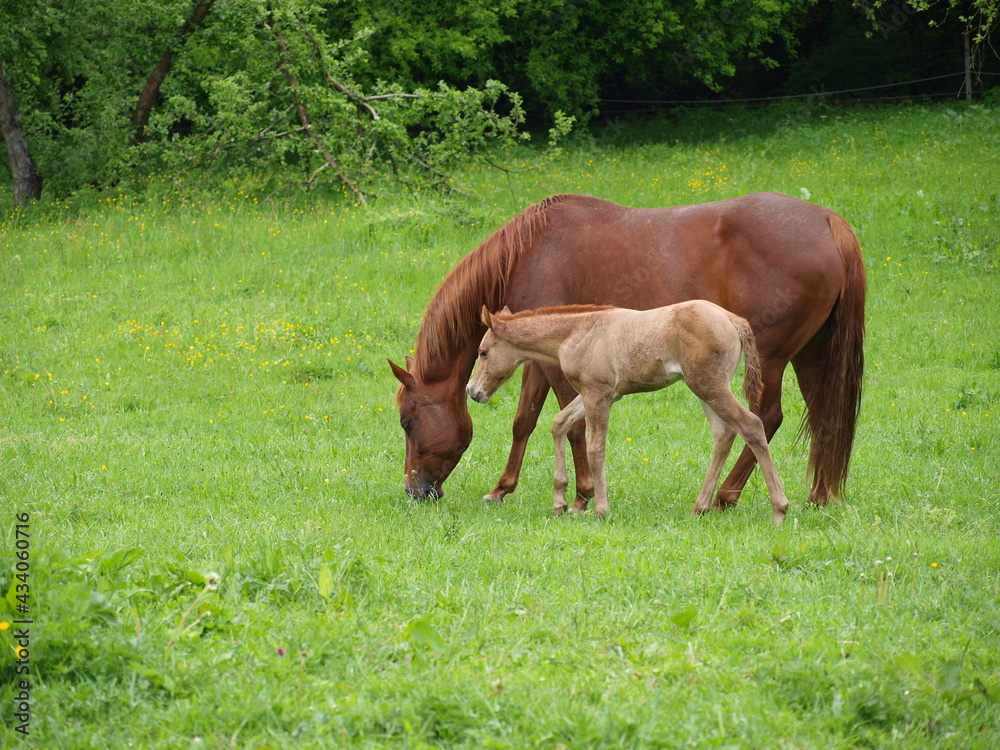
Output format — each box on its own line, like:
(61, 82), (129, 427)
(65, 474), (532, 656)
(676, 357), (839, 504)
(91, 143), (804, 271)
(1, 102), (999, 747)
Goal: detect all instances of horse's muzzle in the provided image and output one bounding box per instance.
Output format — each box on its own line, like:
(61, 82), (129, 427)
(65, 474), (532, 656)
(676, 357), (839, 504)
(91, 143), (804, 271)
(406, 480), (443, 501)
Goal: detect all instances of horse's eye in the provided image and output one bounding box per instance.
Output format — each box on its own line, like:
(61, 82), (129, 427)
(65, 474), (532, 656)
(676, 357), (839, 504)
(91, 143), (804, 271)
(401, 419), (412, 433)
(479, 350), (487, 359)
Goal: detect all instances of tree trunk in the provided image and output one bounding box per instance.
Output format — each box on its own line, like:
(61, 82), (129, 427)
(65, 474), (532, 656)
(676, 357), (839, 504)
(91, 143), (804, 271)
(132, 0), (215, 144)
(963, 30), (973, 101)
(0, 57), (42, 206)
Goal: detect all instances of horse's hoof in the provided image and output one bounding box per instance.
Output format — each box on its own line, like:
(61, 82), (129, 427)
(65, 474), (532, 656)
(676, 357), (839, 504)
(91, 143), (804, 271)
(482, 494), (505, 505)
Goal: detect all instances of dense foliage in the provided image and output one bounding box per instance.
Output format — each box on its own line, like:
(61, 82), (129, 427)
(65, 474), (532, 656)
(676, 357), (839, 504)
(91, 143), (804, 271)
(0, 0), (997, 199)
(0, 0), (577, 200)
(322, 0), (821, 116)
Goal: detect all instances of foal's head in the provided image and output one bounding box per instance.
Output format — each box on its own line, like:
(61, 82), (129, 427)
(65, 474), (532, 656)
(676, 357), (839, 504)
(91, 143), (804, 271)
(466, 307), (523, 404)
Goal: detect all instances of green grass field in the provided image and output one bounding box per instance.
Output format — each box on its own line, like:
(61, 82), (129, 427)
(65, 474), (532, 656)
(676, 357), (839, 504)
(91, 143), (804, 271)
(1, 101), (999, 748)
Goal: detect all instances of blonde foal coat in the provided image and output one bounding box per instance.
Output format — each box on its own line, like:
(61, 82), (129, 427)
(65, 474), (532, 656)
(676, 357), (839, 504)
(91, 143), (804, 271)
(466, 301), (790, 524)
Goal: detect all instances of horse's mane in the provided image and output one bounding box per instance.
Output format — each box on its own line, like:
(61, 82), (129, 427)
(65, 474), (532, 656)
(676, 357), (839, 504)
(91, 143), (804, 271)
(412, 194), (571, 379)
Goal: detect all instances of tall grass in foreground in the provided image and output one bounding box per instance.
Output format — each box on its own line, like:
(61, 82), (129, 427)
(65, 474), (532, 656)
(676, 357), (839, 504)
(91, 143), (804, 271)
(1, 102), (998, 748)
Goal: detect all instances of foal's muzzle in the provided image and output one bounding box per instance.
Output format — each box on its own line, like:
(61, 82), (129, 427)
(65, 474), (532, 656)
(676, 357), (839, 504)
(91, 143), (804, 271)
(466, 383), (489, 404)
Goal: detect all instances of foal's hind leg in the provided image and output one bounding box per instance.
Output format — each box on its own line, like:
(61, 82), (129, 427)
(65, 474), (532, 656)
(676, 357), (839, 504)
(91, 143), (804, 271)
(691, 402), (738, 516)
(713, 358), (787, 510)
(702, 390), (790, 526)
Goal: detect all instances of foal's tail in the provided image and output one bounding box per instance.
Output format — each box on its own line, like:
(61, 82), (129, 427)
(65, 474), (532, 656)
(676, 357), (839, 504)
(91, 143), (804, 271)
(734, 316), (763, 412)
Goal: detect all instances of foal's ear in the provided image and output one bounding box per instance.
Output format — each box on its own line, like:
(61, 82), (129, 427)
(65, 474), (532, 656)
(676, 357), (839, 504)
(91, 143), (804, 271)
(481, 306), (507, 334)
(499, 305), (512, 315)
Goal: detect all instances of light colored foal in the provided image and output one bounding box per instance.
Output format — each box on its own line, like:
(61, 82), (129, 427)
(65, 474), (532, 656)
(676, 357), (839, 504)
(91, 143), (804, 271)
(466, 301), (789, 525)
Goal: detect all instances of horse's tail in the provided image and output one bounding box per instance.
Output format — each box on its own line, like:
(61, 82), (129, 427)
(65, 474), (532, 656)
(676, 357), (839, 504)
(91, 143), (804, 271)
(801, 213), (867, 501)
(734, 315), (763, 412)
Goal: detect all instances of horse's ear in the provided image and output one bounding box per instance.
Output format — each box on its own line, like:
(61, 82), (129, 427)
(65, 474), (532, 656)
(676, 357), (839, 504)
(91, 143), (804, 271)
(388, 358), (416, 389)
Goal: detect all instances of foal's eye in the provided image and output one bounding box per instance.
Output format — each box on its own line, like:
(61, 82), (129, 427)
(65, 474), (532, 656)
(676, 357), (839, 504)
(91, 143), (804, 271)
(478, 350), (487, 359)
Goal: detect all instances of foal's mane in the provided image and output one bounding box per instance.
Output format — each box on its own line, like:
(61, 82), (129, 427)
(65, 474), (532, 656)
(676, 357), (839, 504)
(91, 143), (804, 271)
(412, 195), (570, 379)
(497, 304), (615, 321)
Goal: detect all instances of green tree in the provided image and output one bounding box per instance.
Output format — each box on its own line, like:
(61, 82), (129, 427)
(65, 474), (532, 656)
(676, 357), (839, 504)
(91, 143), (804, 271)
(323, 0), (823, 120)
(136, 0), (571, 201)
(0, 0), (570, 200)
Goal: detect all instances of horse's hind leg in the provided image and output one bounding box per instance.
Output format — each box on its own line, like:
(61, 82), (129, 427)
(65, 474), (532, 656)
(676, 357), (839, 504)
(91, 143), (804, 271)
(791, 345), (835, 506)
(691, 402), (738, 516)
(484, 362), (550, 504)
(713, 357), (787, 510)
(702, 390), (790, 526)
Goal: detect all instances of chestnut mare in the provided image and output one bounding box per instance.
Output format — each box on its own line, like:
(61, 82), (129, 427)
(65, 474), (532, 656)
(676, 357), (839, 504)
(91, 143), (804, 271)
(466, 302), (790, 525)
(389, 193), (865, 510)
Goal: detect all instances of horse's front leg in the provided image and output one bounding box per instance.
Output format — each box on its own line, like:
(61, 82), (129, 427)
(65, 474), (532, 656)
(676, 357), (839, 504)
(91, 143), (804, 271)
(551, 395), (587, 515)
(483, 362), (550, 504)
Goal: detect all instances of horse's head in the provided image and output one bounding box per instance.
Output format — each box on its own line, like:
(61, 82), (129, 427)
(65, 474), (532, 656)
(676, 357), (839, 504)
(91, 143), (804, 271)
(466, 306), (522, 404)
(389, 356), (473, 500)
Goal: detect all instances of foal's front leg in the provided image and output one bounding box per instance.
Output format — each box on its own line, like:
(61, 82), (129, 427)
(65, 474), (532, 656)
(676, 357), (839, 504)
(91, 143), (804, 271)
(551, 395), (586, 515)
(582, 393), (614, 518)
(544, 365), (594, 512)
